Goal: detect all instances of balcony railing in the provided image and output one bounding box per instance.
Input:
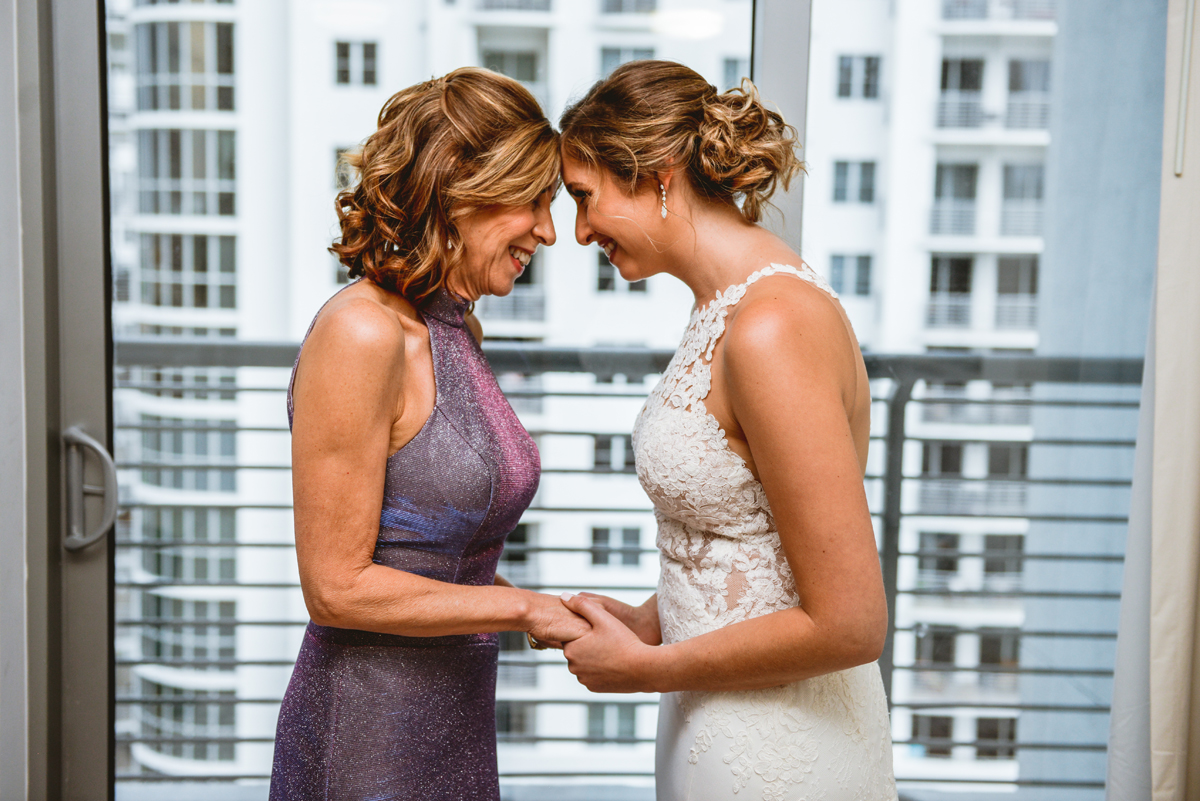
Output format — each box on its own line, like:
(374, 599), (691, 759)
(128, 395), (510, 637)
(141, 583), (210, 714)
(601, 0), (657, 12)
(926, 293), (973, 327)
(1006, 91), (1052, 129)
(478, 0), (551, 10)
(996, 294), (1038, 329)
(1001, 199), (1044, 236)
(937, 91), (984, 128)
(111, 341), (1142, 796)
(922, 385), (1034, 424)
(943, 0), (1056, 19)
(474, 285), (546, 322)
(930, 199), (976, 235)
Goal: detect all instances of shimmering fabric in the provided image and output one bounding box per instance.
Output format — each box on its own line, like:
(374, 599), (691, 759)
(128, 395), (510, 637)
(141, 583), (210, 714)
(270, 286), (541, 801)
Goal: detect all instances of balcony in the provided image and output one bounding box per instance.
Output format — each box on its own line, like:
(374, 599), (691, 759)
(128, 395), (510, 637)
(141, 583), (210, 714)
(1000, 199), (1044, 236)
(111, 343), (1140, 796)
(478, 0), (551, 9)
(926, 294), (972, 327)
(995, 294), (1038, 329)
(942, 0), (1056, 20)
(930, 199), (976, 235)
(918, 477), (1027, 515)
(474, 286), (546, 321)
(1006, 91), (1051, 129)
(937, 91), (984, 128)
(601, 0), (657, 12)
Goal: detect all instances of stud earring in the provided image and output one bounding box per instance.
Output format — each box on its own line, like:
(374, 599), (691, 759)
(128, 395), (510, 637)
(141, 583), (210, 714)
(660, 183), (668, 219)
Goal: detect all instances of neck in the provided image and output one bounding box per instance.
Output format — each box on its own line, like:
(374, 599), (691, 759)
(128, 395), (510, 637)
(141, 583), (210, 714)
(658, 198), (786, 309)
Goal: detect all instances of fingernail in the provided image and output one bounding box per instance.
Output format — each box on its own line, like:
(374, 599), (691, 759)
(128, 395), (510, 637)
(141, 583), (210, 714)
(560, 592), (576, 601)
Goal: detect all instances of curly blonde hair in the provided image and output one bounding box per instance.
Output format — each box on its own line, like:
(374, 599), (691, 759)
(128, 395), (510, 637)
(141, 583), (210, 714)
(559, 60), (802, 223)
(332, 67), (561, 304)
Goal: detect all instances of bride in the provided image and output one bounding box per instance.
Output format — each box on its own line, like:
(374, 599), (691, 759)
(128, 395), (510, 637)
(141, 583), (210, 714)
(555, 61), (898, 801)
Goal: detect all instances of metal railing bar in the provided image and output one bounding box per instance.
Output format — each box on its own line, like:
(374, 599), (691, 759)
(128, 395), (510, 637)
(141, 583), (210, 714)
(894, 664), (1113, 676)
(906, 550), (1124, 562)
(911, 398), (1140, 409)
(894, 778), (1104, 788)
(908, 475), (1132, 487)
(119, 658), (571, 668)
(896, 702), (1109, 712)
(118, 581), (661, 592)
(895, 626), (1117, 639)
(907, 436), (1136, 447)
(904, 513), (1129, 523)
(903, 589), (1120, 600)
(115, 695), (661, 705)
(890, 739), (1105, 752)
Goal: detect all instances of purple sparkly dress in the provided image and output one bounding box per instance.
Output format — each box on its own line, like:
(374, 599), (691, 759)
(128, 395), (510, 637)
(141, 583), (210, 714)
(269, 287), (540, 801)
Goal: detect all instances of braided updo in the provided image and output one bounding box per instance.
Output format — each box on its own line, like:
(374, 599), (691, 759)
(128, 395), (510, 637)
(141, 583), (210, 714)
(559, 60), (802, 223)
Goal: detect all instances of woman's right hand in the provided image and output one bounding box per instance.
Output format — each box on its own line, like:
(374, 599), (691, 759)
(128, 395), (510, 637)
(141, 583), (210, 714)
(525, 591), (591, 647)
(577, 592), (662, 646)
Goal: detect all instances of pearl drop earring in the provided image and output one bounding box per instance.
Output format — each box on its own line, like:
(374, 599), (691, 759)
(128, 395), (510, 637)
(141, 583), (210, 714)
(660, 183), (668, 219)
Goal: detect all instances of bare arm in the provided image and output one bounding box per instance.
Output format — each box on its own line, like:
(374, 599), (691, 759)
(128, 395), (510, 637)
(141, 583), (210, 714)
(563, 287), (885, 691)
(291, 298), (588, 642)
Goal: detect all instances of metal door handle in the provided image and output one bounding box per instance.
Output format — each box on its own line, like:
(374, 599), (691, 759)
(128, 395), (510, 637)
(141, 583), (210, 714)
(63, 425), (118, 552)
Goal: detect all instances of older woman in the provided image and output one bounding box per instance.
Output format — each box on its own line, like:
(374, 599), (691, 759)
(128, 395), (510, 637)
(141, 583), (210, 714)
(556, 61), (898, 801)
(269, 68), (588, 801)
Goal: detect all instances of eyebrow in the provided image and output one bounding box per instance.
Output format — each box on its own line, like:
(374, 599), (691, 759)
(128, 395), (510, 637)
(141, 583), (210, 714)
(564, 182), (587, 193)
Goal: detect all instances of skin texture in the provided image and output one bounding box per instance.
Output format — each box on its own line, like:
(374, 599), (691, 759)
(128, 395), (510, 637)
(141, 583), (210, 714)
(559, 155), (886, 693)
(290, 188), (591, 644)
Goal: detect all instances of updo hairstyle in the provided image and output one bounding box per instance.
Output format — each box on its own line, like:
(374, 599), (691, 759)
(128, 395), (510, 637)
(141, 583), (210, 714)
(333, 67), (561, 304)
(559, 60), (802, 224)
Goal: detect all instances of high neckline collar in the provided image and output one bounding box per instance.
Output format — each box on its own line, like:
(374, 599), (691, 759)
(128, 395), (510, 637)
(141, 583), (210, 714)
(421, 287), (470, 327)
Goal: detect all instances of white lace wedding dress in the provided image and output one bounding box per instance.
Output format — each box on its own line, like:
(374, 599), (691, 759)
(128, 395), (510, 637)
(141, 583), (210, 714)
(633, 264), (898, 801)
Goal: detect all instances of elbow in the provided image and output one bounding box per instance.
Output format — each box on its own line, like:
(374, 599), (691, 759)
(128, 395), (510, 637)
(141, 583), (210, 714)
(303, 576), (359, 628)
(835, 607), (889, 669)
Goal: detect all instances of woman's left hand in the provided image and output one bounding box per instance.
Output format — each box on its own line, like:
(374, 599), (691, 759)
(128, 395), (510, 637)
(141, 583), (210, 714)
(560, 593), (660, 693)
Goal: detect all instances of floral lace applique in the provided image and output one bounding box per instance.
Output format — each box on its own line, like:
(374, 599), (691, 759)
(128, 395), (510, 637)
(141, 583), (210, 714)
(635, 265), (896, 801)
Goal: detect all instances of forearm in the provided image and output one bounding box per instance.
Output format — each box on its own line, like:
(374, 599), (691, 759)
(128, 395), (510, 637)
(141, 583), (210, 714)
(306, 562), (533, 636)
(644, 606), (882, 693)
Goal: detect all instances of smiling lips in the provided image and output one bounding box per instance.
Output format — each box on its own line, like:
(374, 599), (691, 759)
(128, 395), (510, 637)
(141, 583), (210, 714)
(509, 246), (533, 273)
(600, 240), (615, 261)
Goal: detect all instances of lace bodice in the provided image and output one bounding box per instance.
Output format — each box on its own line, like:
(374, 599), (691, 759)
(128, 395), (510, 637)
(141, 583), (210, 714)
(638, 264), (897, 801)
(633, 263), (839, 644)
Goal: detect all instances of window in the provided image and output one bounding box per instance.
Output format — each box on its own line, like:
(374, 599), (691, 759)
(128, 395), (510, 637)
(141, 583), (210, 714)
(998, 256), (1039, 296)
(1009, 59), (1050, 93)
(500, 522), (536, 585)
(137, 129), (236, 215)
(918, 532), (960, 578)
(597, 253), (646, 292)
(984, 534), (1024, 578)
(829, 254), (872, 296)
(497, 630), (537, 687)
(934, 163), (978, 203)
(483, 50), (538, 83)
(976, 717), (1017, 759)
(134, 22), (235, 111)
(988, 444), (1028, 477)
(1003, 164), (1044, 202)
(832, 161), (875, 203)
(140, 415), (236, 491)
(723, 57), (749, 91)
(939, 59), (984, 127)
(915, 625), (957, 668)
(601, 0), (657, 12)
(593, 434), (635, 473)
(930, 256), (973, 295)
(140, 234), (236, 309)
(588, 703), (637, 741)
(335, 41), (378, 86)
(601, 47), (654, 77)
(591, 527), (641, 566)
(496, 701), (535, 737)
(922, 442), (964, 476)
(912, 715), (953, 757)
(941, 58), (984, 92)
(140, 596), (236, 665)
(836, 55), (881, 99)
(979, 628), (1020, 675)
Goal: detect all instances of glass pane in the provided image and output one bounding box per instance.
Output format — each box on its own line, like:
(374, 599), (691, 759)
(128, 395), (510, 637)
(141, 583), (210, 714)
(804, 0), (1159, 796)
(105, 0), (751, 796)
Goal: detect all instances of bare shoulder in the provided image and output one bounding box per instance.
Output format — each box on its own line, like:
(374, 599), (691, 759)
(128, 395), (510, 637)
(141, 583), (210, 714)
(723, 270), (852, 368)
(298, 291), (409, 390)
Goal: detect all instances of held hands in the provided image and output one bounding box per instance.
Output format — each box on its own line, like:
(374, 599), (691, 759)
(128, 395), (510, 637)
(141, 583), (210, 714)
(525, 591), (591, 649)
(560, 593), (662, 693)
(576, 592), (662, 645)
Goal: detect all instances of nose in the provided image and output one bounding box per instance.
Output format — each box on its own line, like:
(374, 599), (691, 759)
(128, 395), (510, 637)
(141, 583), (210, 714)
(534, 201), (556, 247)
(574, 204), (595, 246)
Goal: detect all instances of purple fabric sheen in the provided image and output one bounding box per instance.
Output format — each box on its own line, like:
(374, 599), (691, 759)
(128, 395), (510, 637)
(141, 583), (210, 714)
(271, 287), (540, 800)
